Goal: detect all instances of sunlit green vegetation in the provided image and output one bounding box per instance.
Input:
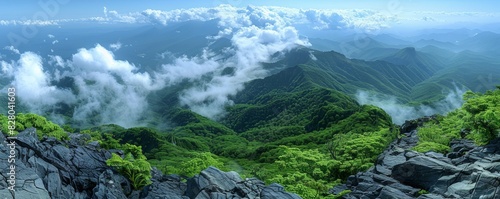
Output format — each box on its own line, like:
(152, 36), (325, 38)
(0, 83), (400, 199)
(1, 113), (68, 140)
(415, 86), (500, 152)
(106, 143), (152, 189)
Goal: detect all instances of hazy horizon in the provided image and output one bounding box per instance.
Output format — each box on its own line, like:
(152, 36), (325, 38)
(1, 0), (499, 38)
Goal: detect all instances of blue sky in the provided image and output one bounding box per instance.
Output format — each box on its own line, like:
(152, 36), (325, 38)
(1, 0), (499, 20)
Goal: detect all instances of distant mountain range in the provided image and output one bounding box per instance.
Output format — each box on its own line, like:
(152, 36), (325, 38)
(1, 21), (499, 126)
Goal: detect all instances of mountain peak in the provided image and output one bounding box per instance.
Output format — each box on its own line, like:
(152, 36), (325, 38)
(400, 47), (417, 55)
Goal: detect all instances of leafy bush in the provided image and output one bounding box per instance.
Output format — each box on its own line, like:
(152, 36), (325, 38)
(463, 89), (500, 143)
(1, 113), (68, 140)
(269, 146), (336, 199)
(178, 152), (225, 177)
(106, 143), (152, 189)
(413, 141), (450, 153)
(328, 128), (397, 179)
(413, 113), (461, 153)
(414, 87), (500, 152)
(79, 129), (122, 149)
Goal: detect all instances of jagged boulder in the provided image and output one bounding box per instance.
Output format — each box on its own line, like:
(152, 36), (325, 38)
(185, 166), (301, 199)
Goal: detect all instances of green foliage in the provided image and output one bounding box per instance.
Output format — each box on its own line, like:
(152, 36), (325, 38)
(225, 88), (360, 133)
(418, 189), (429, 195)
(413, 114), (461, 153)
(415, 87), (500, 152)
(115, 127), (163, 153)
(268, 146), (336, 199)
(327, 128), (398, 179)
(178, 152), (225, 177)
(413, 141), (450, 154)
(240, 126), (306, 142)
(106, 143), (152, 190)
(171, 109), (235, 138)
(1, 113), (68, 140)
(462, 90), (500, 143)
(0, 114), (9, 134)
(79, 129), (122, 149)
(210, 135), (260, 158)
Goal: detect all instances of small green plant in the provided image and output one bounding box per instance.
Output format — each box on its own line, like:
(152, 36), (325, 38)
(417, 189), (429, 195)
(106, 143), (152, 189)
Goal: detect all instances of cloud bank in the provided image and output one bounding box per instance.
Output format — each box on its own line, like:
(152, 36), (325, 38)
(0, 5), (311, 126)
(355, 87), (466, 125)
(1, 45), (166, 127)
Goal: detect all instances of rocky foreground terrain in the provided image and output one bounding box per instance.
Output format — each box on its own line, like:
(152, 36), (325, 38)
(332, 117), (500, 199)
(0, 128), (300, 199)
(1, 116), (500, 199)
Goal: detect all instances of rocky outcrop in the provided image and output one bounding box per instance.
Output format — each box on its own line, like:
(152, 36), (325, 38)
(0, 128), (301, 199)
(332, 117), (500, 199)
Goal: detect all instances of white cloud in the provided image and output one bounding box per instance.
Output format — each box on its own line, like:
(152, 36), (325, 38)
(1, 5), (499, 32)
(48, 34), (55, 38)
(0, 20), (59, 26)
(48, 55), (66, 68)
(2, 45), (167, 127)
(109, 42), (122, 51)
(12, 52), (76, 112)
(161, 50), (221, 85)
(4, 46), (20, 54)
(1, 61), (14, 77)
(52, 40), (59, 44)
(355, 86), (465, 125)
(68, 45), (166, 126)
(309, 51), (317, 61)
(178, 24), (309, 119)
(103, 7), (108, 18)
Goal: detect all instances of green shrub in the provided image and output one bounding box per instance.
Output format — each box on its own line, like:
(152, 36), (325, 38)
(269, 146), (335, 199)
(106, 143), (152, 189)
(414, 87), (500, 151)
(79, 129), (122, 149)
(1, 113), (68, 140)
(413, 141), (450, 153)
(178, 152), (225, 177)
(328, 128), (397, 179)
(463, 90), (500, 143)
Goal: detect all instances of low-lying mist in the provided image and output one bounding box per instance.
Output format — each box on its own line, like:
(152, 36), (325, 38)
(0, 18), (309, 127)
(355, 86), (466, 125)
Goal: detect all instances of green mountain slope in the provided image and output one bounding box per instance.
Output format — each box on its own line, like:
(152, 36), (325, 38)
(254, 47), (443, 102)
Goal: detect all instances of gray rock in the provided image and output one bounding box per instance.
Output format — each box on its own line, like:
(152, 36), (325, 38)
(186, 166), (242, 198)
(392, 156), (459, 190)
(416, 193), (445, 199)
(378, 186), (414, 199)
(261, 183), (301, 199)
(330, 184), (348, 195)
(140, 174), (187, 199)
(92, 169), (128, 199)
